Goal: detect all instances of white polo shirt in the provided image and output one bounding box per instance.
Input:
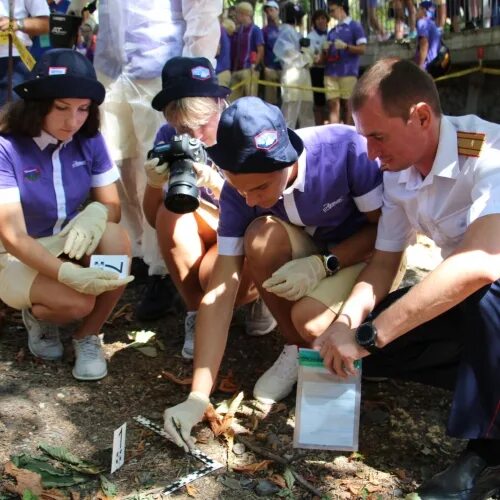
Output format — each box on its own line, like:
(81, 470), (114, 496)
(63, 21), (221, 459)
(376, 115), (500, 258)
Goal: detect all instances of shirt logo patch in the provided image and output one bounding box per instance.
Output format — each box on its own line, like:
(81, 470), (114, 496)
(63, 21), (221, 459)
(48, 66), (67, 76)
(72, 160), (88, 168)
(191, 66), (211, 80)
(322, 197), (343, 213)
(24, 167), (41, 181)
(254, 130), (278, 150)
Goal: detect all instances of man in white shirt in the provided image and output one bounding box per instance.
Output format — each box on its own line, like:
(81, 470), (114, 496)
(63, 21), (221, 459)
(0, 0), (49, 106)
(315, 57), (500, 499)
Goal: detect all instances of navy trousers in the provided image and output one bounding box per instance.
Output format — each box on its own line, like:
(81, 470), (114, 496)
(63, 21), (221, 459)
(364, 281), (500, 440)
(0, 57), (30, 107)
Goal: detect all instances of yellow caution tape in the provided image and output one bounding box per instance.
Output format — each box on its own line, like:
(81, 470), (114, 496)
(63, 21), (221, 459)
(230, 65), (500, 93)
(0, 27), (36, 70)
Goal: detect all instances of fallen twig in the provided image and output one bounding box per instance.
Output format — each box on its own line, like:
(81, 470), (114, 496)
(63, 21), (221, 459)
(236, 436), (322, 497)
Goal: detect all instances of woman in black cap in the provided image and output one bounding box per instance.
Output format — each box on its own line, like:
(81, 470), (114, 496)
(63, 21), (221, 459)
(0, 48), (133, 381)
(143, 56), (276, 360)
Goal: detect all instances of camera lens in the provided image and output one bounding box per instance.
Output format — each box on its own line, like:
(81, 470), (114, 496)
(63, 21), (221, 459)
(163, 159), (200, 214)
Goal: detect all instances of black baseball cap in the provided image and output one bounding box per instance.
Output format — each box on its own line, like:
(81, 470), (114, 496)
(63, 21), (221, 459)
(14, 48), (105, 104)
(151, 56), (231, 111)
(207, 97), (304, 174)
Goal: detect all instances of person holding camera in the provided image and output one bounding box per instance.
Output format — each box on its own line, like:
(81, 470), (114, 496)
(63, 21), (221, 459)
(0, 49), (133, 380)
(143, 58), (276, 360)
(162, 97), (406, 450)
(272, 1), (315, 129)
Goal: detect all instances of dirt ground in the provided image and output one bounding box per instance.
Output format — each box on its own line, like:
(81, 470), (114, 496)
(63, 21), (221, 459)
(0, 237), (470, 499)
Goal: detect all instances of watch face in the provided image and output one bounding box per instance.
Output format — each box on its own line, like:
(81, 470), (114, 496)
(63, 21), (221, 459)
(356, 323), (375, 346)
(325, 254), (339, 273)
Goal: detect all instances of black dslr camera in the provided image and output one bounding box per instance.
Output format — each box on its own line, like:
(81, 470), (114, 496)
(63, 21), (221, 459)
(147, 134), (207, 214)
(299, 37), (311, 48)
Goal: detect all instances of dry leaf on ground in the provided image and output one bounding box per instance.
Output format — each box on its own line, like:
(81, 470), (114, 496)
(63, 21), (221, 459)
(185, 484), (198, 497)
(4, 461), (43, 496)
(218, 370), (239, 393)
(161, 370), (193, 385)
(232, 460), (273, 474)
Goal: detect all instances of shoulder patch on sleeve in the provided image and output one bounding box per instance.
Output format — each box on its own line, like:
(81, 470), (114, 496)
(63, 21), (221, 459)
(457, 131), (485, 157)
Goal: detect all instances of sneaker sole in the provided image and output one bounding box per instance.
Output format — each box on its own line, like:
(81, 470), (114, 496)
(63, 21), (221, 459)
(181, 348), (194, 360)
(245, 319), (278, 337)
(27, 341), (63, 361)
(72, 367), (108, 381)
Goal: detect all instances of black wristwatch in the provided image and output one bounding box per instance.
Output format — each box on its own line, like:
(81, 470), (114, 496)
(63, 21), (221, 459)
(322, 253), (340, 276)
(355, 322), (380, 354)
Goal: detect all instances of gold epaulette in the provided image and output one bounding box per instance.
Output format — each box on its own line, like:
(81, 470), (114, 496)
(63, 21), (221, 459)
(457, 131), (486, 157)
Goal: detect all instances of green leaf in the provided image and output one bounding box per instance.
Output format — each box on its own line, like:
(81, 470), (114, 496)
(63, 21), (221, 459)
(283, 467), (295, 490)
(135, 345), (158, 357)
(22, 491), (39, 500)
(100, 475), (117, 497)
(39, 443), (103, 475)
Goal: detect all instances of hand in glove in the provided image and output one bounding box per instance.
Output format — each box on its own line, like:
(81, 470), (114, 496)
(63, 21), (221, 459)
(58, 262), (134, 296)
(334, 39), (348, 50)
(322, 41), (332, 51)
(163, 392), (210, 452)
(60, 202), (108, 260)
(145, 157), (169, 189)
(193, 162), (224, 198)
(262, 255), (326, 301)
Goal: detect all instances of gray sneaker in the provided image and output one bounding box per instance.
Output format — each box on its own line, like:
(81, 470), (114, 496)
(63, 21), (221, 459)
(22, 308), (63, 360)
(244, 299), (277, 336)
(182, 312), (197, 359)
(72, 335), (107, 381)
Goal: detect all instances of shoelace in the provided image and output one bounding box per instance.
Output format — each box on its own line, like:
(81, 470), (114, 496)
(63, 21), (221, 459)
(272, 348), (298, 378)
(76, 337), (100, 359)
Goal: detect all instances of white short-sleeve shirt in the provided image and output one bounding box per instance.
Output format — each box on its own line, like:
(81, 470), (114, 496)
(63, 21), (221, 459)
(376, 115), (500, 258)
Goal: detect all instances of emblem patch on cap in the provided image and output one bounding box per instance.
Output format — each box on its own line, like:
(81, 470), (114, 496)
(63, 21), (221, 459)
(48, 66), (67, 76)
(191, 66), (211, 80)
(254, 130), (278, 150)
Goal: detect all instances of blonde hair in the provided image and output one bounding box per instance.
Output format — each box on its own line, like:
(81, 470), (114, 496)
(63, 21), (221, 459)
(236, 1), (254, 16)
(165, 97), (226, 131)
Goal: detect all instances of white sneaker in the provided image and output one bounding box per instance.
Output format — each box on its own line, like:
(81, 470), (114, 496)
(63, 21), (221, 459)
(22, 308), (63, 360)
(182, 311), (196, 359)
(253, 345), (299, 404)
(72, 335), (107, 381)
(244, 299), (277, 336)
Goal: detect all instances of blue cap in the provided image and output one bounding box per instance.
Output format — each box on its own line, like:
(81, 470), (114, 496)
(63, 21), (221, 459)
(14, 48), (105, 104)
(419, 1), (434, 8)
(207, 97), (304, 173)
(152, 56), (231, 111)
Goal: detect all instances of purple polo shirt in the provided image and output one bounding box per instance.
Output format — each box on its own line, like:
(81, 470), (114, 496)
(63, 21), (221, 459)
(231, 23), (264, 71)
(415, 17), (441, 70)
(262, 23), (282, 70)
(0, 130), (119, 238)
(155, 123), (219, 208)
(324, 18), (367, 77)
(217, 125), (382, 256)
(216, 25), (231, 74)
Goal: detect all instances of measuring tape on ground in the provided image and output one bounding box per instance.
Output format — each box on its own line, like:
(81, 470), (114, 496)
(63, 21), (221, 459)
(133, 415), (223, 495)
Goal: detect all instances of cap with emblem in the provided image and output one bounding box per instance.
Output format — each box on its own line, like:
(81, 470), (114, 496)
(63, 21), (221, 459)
(14, 48), (105, 104)
(264, 1), (280, 9)
(151, 56), (231, 111)
(207, 96), (304, 174)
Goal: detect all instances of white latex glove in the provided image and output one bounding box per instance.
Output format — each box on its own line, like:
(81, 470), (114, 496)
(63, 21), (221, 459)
(144, 157), (169, 189)
(322, 41), (332, 51)
(334, 39), (348, 50)
(193, 162), (224, 198)
(58, 262), (134, 296)
(263, 255), (326, 301)
(163, 392), (210, 452)
(60, 202), (108, 260)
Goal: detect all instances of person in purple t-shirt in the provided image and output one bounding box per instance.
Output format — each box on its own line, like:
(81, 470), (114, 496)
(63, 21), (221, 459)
(322, 0), (367, 125)
(162, 97), (405, 451)
(143, 58), (275, 360)
(0, 49), (133, 381)
(415, 1), (443, 73)
(229, 2), (264, 101)
(262, 0), (282, 106)
(216, 19), (234, 88)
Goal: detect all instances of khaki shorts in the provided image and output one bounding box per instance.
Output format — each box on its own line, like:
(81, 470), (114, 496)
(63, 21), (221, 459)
(324, 75), (358, 101)
(0, 234), (66, 310)
(217, 70), (231, 88)
(272, 217), (406, 315)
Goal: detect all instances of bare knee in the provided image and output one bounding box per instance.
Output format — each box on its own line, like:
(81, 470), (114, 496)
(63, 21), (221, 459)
(244, 217), (291, 263)
(65, 294), (96, 320)
(98, 223), (132, 256)
(291, 297), (335, 344)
